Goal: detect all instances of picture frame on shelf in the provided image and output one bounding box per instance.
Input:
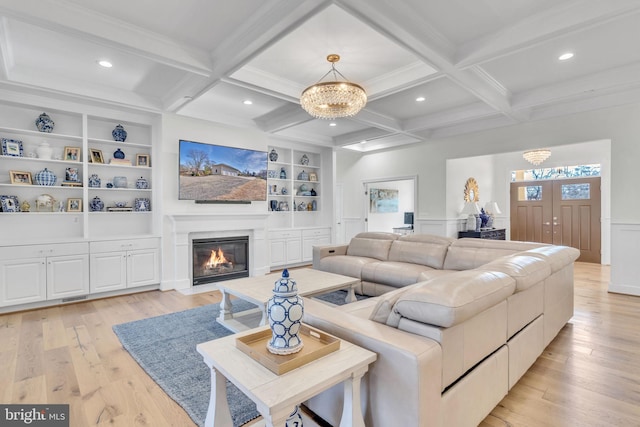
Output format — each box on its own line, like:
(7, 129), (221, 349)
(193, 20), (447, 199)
(65, 167), (80, 183)
(9, 170), (32, 185)
(64, 146), (81, 162)
(90, 148), (104, 164)
(0, 195), (20, 212)
(66, 198), (82, 212)
(1, 138), (24, 157)
(136, 154), (150, 167)
(134, 197), (151, 212)
(309, 172), (318, 182)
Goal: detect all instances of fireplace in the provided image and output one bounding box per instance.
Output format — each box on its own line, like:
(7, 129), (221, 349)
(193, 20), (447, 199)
(192, 236), (249, 285)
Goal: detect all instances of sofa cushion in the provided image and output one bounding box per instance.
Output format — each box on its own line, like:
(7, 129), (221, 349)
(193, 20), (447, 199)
(362, 261), (442, 288)
(317, 255), (377, 279)
(388, 239), (451, 269)
(443, 238), (547, 271)
(523, 245), (580, 272)
(347, 237), (394, 261)
(475, 255), (551, 292)
(378, 270), (515, 328)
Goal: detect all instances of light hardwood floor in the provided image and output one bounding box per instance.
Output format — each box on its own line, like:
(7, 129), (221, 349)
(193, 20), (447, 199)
(0, 263), (638, 426)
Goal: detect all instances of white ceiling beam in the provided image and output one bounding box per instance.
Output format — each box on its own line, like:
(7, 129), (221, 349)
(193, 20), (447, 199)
(168, 0), (332, 112)
(335, 0), (519, 122)
(254, 103), (314, 133)
(333, 127), (392, 146)
(0, 0), (212, 76)
(456, 0), (640, 68)
(404, 102), (500, 132)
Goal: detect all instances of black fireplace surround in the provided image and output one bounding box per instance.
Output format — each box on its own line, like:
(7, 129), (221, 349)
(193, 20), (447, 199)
(192, 236), (249, 285)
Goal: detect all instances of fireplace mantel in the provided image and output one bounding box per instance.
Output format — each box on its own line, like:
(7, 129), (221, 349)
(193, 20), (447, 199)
(161, 213), (270, 291)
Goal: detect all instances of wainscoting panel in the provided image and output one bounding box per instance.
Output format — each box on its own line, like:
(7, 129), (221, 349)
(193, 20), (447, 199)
(610, 223), (640, 296)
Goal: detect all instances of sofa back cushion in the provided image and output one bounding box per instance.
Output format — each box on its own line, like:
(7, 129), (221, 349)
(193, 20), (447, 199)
(371, 270), (515, 328)
(475, 254), (551, 292)
(386, 234), (454, 269)
(347, 233), (397, 260)
(443, 238), (547, 270)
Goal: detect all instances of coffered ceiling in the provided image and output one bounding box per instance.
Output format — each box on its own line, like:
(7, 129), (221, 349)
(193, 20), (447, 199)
(1, 0), (640, 152)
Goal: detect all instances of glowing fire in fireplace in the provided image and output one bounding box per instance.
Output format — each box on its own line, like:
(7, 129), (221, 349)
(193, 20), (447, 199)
(206, 248), (232, 270)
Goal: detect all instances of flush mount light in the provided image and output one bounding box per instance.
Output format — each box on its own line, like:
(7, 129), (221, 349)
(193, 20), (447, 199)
(243, 100), (253, 105)
(98, 60), (113, 68)
(558, 52), (574, 61)
(416, 96), (426, 102)
(329, 122), (337, 127)
(300, 54), (367, 119)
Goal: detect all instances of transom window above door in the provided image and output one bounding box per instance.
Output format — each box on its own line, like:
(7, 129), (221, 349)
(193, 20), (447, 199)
(512, 164), (600, 182)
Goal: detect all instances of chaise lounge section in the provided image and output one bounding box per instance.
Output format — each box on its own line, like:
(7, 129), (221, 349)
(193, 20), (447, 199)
(303, 232), (579, 426)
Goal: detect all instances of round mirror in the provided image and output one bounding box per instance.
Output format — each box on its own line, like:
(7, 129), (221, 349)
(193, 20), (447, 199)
(464, 178), (479, 202)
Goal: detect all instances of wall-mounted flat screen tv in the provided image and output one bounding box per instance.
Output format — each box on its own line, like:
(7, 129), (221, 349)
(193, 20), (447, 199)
(178, 139), (267, 202)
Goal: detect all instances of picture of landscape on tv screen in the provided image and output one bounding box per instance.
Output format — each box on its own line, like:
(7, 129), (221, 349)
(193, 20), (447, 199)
(178, 139), (267, 202)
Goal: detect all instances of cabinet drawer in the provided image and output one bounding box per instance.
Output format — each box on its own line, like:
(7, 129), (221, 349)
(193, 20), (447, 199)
(0, 242), (88, 260)
(268, 230), (302, 240)
(302, 228), (330, 238)
(90, 237), (159, 253)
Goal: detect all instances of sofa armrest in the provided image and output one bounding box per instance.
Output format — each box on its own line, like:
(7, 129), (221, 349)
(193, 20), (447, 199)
(312, 244), (348, 269)
(303, 297), (442, 427)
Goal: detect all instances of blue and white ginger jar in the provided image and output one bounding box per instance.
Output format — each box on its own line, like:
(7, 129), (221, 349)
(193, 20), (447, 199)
(89, 196), (104, 212)
(34, 168), (57, 186)
(112, 124), (127, 142)
(113, 148), (125, 159)
(135, 177), (149, 189)
(88, 174), (101, 188)
(267, 269), (304, 355)
(35, 112), (55, 133)
(269, 148), (278, 162)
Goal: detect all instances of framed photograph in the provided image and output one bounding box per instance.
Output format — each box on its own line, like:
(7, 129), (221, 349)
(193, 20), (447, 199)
(134, 198), (151, 212)
(90, 148), (104, 164)
(65, 167), (80, 183)
(309, 172), (318, 182)
(64, 146), (81, 162)
(0, 195), (20, 212)
(9, 170), (33, 185)
(1, 138), (24, 157)
(66, 198), (82, 212)
(136, 154), (150, 167)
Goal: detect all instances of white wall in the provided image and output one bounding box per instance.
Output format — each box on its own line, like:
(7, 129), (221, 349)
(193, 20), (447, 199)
(336, 102), (640, 295)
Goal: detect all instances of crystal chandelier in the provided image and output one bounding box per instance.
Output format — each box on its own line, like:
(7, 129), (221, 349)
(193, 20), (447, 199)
(300, 54), (367, 119)
(523, 149), (551, 166)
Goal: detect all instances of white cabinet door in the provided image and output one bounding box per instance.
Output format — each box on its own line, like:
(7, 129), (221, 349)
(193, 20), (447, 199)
(286, 238), (302, 264)
(47, 254), (90, 299)
(127, 248), (160, 288)
(0, 258), (47, 307)
(302, 228), (331, 261)
(270, 239), (287, 266)
(90, 252), (127, 293)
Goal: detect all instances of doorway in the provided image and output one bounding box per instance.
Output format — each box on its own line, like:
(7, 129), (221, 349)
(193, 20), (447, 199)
(510, 177), (601, 262)
(363, 177), (416, 233)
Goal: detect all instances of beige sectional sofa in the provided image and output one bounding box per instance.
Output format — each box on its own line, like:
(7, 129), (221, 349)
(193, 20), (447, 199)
(303, 232), (579, 427)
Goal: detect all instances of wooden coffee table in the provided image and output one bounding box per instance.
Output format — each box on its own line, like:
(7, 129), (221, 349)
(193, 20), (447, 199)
(216, 269), (359, 332)
(196, 324), (376, 427)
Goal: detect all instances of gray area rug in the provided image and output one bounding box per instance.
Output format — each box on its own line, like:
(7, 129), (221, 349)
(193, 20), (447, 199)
(113, 290), (366, 427)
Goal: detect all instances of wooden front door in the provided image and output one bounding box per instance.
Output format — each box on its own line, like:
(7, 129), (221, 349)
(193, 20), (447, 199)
(510, 177), (601, 263)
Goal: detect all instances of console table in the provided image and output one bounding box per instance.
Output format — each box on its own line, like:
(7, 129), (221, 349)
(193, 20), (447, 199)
(458, 228), (506, 240)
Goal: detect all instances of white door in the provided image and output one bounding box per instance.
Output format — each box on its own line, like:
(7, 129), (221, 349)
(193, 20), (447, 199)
(47, 254), (90, 299)
(0, 258), (47, 306)
(127, 249), (160, 288)
(90, 252), (127, 293)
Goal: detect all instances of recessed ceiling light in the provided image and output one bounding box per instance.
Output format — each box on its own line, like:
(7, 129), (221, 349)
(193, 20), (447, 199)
(243, 100), (253, 105)
(558, 52), (574, 61)
(329, 122), (337, 127)
(416, 96), (426, 102)
(98, 60), (113, 68)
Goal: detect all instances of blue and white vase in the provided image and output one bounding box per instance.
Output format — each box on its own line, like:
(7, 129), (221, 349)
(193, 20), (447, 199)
(35, 112), (55, 133)
(112, 124), (127, 142)
(267, 269), (304, 355)
(113, 148), (125, 159)
(135, 177), (149, 189)
(88, 174), (101, 188)
(286, 406), (303, 427)
(34, 168), (57, 186)
(300, 154), (309, 165)
(280, 167), (286, 179)
(90, 196), (104, 212)
(269, 148), (278, 162)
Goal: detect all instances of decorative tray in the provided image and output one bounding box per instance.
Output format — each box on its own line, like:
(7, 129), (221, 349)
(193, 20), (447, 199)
(236, 324), (340, 375)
